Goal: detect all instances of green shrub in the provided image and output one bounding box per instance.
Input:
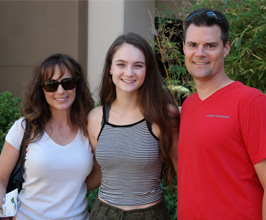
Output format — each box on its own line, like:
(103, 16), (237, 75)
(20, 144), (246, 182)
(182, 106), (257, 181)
(191, 0), (266, 93)
(162, 182), (177, 220)
(87, 188), (98, 212)
(153, 0), (266, 105)
(153, 7), (192, 105)
(0, 91), (22, 151)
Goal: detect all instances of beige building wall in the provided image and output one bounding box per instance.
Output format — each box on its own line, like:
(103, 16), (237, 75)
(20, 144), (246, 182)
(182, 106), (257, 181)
(87, 0), (155, 101)
(87, 0), (186, 101)
(0, 0), (184, 100)
(0, 0), (87, 97)
(87, 0), (124, 101)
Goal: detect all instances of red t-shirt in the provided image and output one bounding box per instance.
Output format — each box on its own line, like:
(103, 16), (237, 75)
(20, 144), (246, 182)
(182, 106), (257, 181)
(178, 81), (266, 219)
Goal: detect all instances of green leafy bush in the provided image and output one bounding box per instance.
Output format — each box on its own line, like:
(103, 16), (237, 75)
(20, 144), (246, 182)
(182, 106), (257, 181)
(0, 91), (22, 151)
(153, 0), (266, 106)
(162, 182), (177, 220)
(191, 0), (266, 92)
(87, 188), (98, 212)
(153, 7), (192, 106)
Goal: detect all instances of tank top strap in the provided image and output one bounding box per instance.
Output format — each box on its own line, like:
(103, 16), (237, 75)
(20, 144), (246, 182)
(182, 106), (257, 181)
(146, 120), (152, 131)
(98, 105), (111, 140)
(101, 104), (111, 125)
(104, 104), (111, 123)
(145, 120), (159, 141)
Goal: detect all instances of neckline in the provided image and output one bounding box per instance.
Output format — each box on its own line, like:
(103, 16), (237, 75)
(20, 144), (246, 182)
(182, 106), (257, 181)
(196, 81), (237, 102)
(106, 118), (145, 127)
(103, 104), (145, 127)
(44, 129), (79, 148)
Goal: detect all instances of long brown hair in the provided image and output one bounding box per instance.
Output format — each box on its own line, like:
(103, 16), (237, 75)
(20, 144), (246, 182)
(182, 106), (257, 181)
(100, 33), (179, 185)
(20, 53), (94, 144)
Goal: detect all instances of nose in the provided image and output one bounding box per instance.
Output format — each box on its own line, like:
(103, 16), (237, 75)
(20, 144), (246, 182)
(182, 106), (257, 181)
(195, 45), (206, 57)
(56, 84), (65, 93)
(124, 66), (134, 76)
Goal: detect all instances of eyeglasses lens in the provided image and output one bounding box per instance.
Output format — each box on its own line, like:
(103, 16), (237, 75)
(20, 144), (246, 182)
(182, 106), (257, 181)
(42, 78), (77, 92)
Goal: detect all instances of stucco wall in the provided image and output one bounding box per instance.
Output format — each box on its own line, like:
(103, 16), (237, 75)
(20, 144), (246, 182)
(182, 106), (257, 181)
(0, 0), (87, 97)
(0, 0), (186, 100)
(87, 0), (156, 101)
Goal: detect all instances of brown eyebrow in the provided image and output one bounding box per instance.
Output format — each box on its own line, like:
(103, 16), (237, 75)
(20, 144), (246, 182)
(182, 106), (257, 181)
(186, 41), (195, 44)
(187, 40), (195, 43)
(186, 41), (219, 47)
(206, 42), (219, 45)
(114, 59), (145, 64)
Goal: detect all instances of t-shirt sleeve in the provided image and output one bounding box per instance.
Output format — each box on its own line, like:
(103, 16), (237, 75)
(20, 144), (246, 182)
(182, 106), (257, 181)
(242, 95), (266, 164)
(5, 117), (25, 151)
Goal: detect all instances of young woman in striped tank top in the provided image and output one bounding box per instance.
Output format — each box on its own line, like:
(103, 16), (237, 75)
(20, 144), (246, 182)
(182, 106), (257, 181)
(86, 32), (179, 220)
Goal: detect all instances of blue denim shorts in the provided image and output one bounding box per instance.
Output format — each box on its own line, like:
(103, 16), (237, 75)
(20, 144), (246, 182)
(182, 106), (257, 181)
(89, 197), (170, 220)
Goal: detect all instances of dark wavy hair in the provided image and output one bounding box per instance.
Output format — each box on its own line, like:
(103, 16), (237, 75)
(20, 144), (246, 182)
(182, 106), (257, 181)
(20, 53), (94, 144)
(99, 32), (180, 185)
(184, 8), (229, 46)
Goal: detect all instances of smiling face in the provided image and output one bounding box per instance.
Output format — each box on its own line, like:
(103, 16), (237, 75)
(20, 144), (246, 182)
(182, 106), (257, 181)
(43, 65), (76, 114)
(183, 24), (230, 83)
(110, 43), (146, 96)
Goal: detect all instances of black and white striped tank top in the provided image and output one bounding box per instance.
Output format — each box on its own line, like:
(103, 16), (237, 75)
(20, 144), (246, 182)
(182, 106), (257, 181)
(96, 105), (163, 206)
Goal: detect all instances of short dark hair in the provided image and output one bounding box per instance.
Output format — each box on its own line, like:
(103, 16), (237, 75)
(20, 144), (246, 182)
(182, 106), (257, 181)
(184, 8), (229, 46)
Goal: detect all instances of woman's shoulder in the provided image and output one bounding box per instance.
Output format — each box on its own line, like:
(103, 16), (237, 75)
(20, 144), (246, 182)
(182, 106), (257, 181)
(5, 117), (25, 150)
(87, 106), (104, 150)
(11, 117), (25, 130)
(87, 106), (103, 123)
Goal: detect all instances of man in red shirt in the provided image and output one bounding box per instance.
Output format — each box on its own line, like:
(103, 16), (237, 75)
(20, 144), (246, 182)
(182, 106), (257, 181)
(178, 8), (266, 219)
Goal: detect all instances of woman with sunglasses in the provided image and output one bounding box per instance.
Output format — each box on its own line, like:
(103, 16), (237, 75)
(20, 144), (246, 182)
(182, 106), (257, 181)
(86, 33), (179, 220)
(0, 53), (94, 220)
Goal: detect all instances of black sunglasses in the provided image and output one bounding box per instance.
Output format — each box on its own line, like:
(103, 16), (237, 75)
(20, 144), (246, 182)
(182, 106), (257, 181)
(186, 11), (218, 22)
(41, 77), (78, 92)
